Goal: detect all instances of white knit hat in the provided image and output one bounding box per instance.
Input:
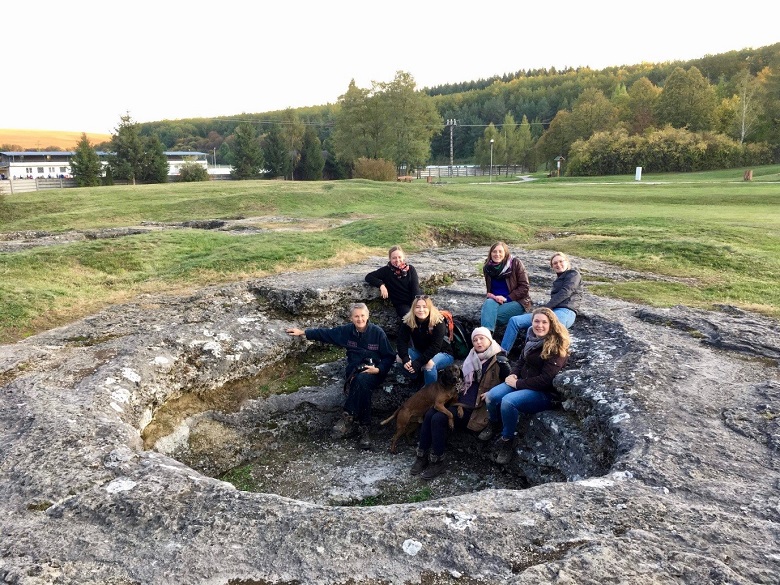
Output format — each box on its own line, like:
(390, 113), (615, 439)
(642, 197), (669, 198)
(471, 326), (493, 341)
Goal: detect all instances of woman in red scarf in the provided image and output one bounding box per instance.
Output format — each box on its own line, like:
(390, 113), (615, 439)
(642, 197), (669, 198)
(365, 246), (423, 319)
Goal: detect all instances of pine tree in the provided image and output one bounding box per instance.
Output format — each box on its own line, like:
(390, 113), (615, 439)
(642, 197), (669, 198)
(231, 123), (264, 179)
(298, 126), (324, 180)
(70, 133), (103, 187)
(140, 135), (169, 183)
(108, 114), (145, 184)
(262, 124), (290, 179)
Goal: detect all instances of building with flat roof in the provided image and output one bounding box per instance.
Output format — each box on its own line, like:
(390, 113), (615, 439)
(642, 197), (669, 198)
(0, 150), (209, 180)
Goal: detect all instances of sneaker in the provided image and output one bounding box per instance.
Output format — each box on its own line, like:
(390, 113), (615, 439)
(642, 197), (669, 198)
(421, 453), (446, 480)
(494, 437), (516, 465)
(331, 412), (355, 440)
(478, 420), (502, 442)
(358, 425), (372, 450)
(409, 448), (429, 476)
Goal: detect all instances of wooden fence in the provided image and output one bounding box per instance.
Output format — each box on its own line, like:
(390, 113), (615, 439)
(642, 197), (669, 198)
(0, 178), (78, 194)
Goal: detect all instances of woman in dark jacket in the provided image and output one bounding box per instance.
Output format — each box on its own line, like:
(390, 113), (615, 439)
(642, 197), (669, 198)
(481, 307), (570, 464)
(500, 252), (583, 352)
(410, 327), (511, 480)
(479, 241), (532, 334)
(396, 295), (454, 387)
(365, 245), (422, 320)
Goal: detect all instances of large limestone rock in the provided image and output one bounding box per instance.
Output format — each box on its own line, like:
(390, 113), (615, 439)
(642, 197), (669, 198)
(1, 247), (778, 584)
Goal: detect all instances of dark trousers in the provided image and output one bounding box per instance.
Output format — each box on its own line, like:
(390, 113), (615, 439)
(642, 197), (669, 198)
(417, 405), (472, 456)
(343, 372), (383, 425)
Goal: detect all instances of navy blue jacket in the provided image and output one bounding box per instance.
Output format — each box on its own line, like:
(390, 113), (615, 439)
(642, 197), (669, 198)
(305, 322), (396, 378)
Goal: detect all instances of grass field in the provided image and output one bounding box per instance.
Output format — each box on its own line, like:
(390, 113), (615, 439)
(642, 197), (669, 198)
(1, 165), (779, 343)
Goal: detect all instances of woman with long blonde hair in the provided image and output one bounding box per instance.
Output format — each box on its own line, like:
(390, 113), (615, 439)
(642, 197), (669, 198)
(396, 295), (454, 387)
(480, 307), (570, 464)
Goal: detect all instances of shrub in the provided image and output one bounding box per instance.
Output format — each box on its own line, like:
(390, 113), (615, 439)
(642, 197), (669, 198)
(568, 127), (775, 175)
(353, 157), (396, 181)
(179, 162), (210, 182)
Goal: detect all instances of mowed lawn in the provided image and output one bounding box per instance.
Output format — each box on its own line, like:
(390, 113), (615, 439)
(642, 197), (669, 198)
(1, 165), (779, 343)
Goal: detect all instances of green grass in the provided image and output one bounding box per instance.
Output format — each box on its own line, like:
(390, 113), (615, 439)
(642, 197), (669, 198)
(1, 165), (779, 342)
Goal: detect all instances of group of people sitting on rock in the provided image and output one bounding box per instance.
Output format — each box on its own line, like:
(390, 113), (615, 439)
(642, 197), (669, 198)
(286, 243), (583, 480)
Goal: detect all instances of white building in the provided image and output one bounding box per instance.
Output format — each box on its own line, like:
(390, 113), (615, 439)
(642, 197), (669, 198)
(0, 150), (209, 180)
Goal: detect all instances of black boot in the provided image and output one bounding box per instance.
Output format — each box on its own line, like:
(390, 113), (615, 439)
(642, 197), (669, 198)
(331, 412), (356, 439)
(358, 425), (372, 450)
(478, 419), (502, 442)
(421, 453), (446, 480)
(494, 436), (517, 465)
(410, 448), (429, 476)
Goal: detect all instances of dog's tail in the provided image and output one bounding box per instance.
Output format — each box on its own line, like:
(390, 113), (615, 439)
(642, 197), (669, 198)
(380, 408), (400, 426)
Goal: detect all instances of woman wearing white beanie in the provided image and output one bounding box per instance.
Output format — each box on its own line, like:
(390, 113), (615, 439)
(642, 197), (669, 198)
(410, 327), (510, 480)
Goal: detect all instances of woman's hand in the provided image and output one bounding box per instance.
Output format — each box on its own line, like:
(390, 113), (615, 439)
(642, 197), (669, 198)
(286, 328), (305, 337)
(404, 360), (416, 374)
(363, 366), (380, 375)
(488, 293), (506, 304)
(379, 284), (389, 299)
(505, 374), (518, 389)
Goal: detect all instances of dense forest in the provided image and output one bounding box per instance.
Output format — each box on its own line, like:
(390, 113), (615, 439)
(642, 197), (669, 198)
(9, 43), (778, 179)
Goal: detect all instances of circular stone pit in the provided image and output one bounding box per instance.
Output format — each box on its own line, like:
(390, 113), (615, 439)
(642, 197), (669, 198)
(1, 247), (779, 585)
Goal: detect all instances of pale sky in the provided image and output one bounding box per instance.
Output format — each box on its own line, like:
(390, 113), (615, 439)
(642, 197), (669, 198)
(4, 0), (778, 134)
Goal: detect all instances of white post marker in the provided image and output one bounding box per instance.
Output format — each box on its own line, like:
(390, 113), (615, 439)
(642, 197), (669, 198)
(635, 167), (642, 181)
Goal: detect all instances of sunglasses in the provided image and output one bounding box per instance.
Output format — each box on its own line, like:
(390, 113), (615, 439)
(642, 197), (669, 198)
(414, 295), (430, 300)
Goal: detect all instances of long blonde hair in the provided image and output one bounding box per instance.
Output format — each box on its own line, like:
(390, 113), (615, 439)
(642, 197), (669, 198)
(533, 307), (570, 358)
(403, 296), (444, 330)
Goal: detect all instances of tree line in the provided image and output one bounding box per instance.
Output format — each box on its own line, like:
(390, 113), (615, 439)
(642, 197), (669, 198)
(9, 43), (779, 182)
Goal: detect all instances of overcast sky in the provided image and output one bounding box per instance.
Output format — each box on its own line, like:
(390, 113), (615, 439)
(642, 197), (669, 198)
(4, 0), (777, 134)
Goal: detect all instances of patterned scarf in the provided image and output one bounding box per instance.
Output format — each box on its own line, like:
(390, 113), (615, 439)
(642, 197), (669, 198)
(483, 255), (513, 280)
(462, 339), (502, 389)
(389, 261), (409, 278)
(522, 328), (546, 360)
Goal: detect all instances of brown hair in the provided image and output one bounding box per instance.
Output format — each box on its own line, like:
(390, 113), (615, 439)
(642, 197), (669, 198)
(484, 241), (511, 265)
(532, 307), (570, 358)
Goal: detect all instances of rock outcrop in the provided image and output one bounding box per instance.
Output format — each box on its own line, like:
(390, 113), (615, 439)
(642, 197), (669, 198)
(1, 247), (778, 584)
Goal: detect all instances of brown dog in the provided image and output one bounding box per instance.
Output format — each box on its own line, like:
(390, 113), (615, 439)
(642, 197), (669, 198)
(381, 364), (465, 453)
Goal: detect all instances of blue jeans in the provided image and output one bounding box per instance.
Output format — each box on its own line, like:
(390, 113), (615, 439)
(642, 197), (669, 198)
(480, 299), (526, 333)
(483, 383), (553, 440)
(399, 347), (455, 387)
(500, 308), (576, 352)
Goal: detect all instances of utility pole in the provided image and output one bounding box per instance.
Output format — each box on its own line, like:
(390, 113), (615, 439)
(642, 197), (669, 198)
(445, 119), (457, 177)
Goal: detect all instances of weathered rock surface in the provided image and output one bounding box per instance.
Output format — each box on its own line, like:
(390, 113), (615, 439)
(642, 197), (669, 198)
(1, 247), (779, 584)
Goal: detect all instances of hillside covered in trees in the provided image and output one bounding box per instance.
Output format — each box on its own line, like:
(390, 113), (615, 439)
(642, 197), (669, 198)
(11, 43), (777, 180)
